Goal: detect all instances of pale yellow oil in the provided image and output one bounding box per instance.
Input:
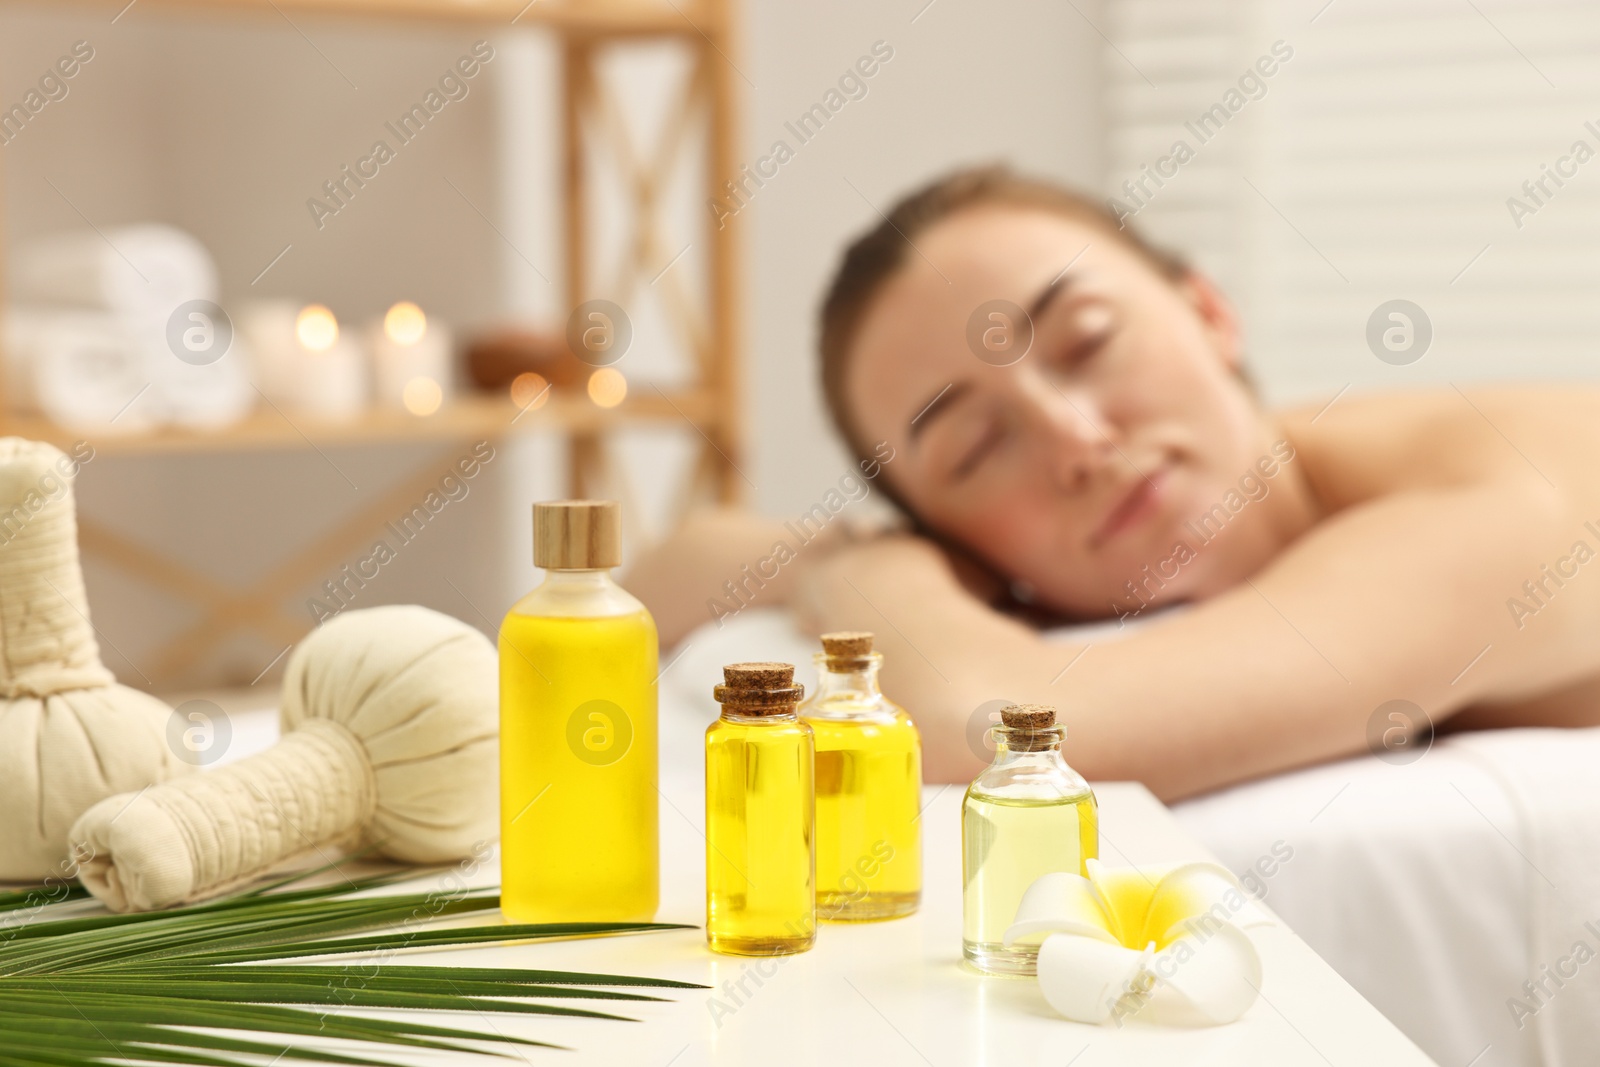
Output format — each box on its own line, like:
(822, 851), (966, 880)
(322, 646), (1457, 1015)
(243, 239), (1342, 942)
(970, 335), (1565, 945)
(805, 710), (921, 921)
(499, 609), (658, 923)
(961, 789), (1098, 975)
(705, 714), (815, 955)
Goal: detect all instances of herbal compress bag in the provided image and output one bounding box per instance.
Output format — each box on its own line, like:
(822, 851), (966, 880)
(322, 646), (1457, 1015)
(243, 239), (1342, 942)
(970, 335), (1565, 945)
(72, 604), (499, 911)
(0, 438), (184, 882)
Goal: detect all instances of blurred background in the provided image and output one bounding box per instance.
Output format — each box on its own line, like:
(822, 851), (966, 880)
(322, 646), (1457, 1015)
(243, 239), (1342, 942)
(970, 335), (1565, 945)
(1, 0), (1594, 689)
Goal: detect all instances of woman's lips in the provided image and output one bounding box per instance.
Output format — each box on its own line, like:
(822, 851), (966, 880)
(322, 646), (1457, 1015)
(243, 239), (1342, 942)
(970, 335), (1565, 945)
(1090, 467), (1168, 548)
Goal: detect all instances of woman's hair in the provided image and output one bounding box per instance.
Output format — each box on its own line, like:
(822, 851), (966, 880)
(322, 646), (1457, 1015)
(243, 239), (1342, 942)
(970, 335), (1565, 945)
(818, 164), (1188, 474)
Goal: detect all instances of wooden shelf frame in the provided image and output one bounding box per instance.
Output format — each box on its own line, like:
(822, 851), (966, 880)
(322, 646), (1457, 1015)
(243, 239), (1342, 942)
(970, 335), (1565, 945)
(0, 0), (743, 686)
(42, 0), (713, 35)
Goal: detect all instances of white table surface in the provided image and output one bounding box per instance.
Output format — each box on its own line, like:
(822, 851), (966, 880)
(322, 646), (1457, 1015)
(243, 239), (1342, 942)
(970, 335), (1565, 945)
(371, 782), (1437, 1067)
(178, 695), (1437, 1066)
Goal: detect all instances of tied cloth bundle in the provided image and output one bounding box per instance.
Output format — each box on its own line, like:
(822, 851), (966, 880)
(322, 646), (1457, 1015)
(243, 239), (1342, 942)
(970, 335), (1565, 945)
(71, 605), (499, 911)
(1006, 859), (1275, 1026)
(0, 438), (186, 882)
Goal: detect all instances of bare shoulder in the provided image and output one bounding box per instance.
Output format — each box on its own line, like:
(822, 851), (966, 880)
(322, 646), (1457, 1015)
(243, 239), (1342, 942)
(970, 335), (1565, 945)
(1274, 386), (1600, 508)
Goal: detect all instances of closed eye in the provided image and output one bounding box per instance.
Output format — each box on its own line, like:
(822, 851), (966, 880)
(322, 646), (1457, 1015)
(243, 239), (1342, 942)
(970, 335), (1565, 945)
(1057, 331), (1110, 369)
(950, 420), (1008, 480)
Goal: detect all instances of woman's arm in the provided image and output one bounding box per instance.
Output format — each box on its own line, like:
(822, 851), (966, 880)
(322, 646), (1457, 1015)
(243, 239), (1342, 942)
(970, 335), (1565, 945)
(794, 477), (1590, 799)
(622, 507), (847, 648)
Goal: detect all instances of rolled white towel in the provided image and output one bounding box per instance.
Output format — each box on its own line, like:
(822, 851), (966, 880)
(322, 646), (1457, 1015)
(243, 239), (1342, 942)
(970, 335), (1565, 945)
(6, 307), (255, 432)
(149, 339), (254, 430)
(4, 309), (155, 433)
(13, 224), (217, 319)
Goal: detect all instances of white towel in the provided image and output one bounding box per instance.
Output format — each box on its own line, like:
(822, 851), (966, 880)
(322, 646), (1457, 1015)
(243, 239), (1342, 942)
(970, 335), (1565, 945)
(4, 309), (155, 432)
(8, 226), (249, 431)
(12, 224), (216, 319)
(151, 352), (254, 430)
(4, 308), (252, 432)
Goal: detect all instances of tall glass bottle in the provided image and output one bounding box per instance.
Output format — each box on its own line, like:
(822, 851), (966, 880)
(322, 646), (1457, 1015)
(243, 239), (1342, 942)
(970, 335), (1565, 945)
(499, 500), (658, 923)
(799, 631), (921, 921)
(705, 662), (815, 955)
(961, 703), (1096, 975)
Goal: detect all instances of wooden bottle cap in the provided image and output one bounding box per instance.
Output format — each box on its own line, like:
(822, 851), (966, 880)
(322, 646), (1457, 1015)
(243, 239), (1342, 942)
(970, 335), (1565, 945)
(1000, 703), (1057, 729)
(534, 500), (621, 569)
(715, 661), (804, 712)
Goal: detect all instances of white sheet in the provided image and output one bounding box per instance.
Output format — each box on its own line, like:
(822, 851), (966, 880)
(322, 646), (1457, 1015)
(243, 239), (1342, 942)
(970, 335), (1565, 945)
(673, 608), (1574, 1067)
(1177, 741), (1542, 1067)
(1448, 728), (1600, 1067)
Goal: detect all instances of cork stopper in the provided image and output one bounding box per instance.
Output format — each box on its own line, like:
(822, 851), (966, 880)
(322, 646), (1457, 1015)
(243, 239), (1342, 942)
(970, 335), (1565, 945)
(723, 662), (793, 688)
(534, 500), (621, 569)
(820, 631), (875, 670)
(714, 661), (805, 714)
(999, 703), (1059, 751)
(1000, 703), (1056, 729)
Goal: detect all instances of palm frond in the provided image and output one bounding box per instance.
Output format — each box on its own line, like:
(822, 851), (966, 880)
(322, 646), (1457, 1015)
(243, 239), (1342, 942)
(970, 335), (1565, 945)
(0, 884), (91, 912)
(0, 871), (703, 1066)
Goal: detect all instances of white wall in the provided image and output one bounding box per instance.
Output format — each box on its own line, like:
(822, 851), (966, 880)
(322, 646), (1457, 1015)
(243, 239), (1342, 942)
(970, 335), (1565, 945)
(741, 0), (1104, 516)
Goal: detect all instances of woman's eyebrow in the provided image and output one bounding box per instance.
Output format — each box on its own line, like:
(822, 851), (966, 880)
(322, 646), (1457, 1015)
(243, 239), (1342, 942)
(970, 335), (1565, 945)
(909, 382), (972, 441)
(1027, 272), (1080, 324)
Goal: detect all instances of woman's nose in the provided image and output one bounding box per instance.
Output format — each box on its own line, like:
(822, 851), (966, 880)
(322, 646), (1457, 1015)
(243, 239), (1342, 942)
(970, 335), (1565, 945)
(1025, 382), (1115, 492)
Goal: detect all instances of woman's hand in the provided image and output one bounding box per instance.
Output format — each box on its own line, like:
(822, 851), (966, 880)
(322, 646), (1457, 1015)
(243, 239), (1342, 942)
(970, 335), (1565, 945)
(789, 535), (967, 637)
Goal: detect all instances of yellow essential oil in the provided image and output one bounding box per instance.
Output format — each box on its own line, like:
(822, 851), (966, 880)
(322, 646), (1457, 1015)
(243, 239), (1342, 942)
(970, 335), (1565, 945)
(499, 500), (659, 924)
(705, 662), (816, 955)
(961, 703), (1097, 976)
(800, 632), (921, 921)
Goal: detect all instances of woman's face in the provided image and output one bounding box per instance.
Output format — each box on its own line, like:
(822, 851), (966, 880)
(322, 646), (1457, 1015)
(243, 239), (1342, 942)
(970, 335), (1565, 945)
(846, 205), (1278, 617)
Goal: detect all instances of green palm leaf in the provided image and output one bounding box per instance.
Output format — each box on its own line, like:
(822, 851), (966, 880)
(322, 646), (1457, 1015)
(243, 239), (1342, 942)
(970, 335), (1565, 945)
(0, 869), (704, 1066)
(0, 884), (90, 911)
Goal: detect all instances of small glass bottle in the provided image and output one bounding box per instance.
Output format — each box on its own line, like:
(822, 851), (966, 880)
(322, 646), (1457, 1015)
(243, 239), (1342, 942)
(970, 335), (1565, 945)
(799, 631), (921, 921)
(961, 703), (1097, 976)
(499, 500), (659, 923)
(705, 662), (816, 955)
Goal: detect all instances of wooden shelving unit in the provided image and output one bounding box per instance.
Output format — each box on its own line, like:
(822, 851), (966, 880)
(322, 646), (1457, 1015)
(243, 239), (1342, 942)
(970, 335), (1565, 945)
(0, 0), (743, 685)
(3, 389), (723, 456)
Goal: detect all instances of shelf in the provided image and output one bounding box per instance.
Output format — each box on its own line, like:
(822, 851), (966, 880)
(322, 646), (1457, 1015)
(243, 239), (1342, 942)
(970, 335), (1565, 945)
(2, 387), (719, 455)
(0, 0), (743, 499)
(14, 0), (720, 35)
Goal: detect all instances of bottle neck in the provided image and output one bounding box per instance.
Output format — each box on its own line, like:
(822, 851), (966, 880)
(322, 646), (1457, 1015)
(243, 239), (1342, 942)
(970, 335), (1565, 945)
(988, 725), (1067, 765)
(813, 656), (884, 700)
(973, 725), (1088, 798)
(719, 702), (799, 723)
(537, 567), (618, 593)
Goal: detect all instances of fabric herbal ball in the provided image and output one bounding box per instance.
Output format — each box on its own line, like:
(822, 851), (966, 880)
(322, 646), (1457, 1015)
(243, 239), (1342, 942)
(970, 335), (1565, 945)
(279, 604), (499, 863)
(0, 437), (186, 882)
(72, 604), (500, 912)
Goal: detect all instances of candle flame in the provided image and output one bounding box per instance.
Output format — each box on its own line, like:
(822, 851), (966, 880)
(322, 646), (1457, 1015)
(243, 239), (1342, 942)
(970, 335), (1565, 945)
(511, 372), (551, 411)
(587, 368), (627, 408)
(295, 305), (339, 352)
(402, 376), (443, 416)
(384, 301), (427, 346)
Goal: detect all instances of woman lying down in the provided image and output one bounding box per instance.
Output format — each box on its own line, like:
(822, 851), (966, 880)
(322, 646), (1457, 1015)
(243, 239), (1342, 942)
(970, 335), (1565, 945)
(627, 165), (1600, 801)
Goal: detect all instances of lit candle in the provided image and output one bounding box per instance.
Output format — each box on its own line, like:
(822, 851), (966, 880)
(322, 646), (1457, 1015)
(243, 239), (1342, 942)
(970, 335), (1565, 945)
(296, 304), (339, 351)
(292, 304), (367, 418)
(370, 301), (451, 414)
(587, 367), (626, 408)
(240, 301), (368, 418)
(510, 371), (551, 413)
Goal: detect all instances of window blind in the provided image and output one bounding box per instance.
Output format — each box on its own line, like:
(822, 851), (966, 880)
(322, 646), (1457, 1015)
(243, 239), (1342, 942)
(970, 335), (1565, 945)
(1103, 0), (1600, 403)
